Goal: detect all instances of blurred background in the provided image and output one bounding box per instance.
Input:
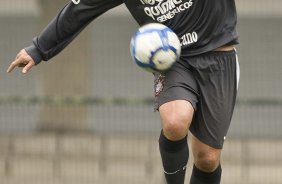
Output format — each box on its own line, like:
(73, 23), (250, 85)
(0, 0), (281, 183)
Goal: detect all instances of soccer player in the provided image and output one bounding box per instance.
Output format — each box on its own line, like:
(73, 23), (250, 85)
(7, 0), (240, 183)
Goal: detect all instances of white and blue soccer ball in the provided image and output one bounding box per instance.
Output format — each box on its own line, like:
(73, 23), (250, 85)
(130, 23), (181, 72)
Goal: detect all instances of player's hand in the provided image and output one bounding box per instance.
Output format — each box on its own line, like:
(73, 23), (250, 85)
(6, 49), (36, 74)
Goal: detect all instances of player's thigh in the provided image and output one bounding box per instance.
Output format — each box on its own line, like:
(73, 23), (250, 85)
(154, 61), (198, 140)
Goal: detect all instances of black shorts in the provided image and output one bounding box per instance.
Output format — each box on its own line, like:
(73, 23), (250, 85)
(154, 50), (240, 149)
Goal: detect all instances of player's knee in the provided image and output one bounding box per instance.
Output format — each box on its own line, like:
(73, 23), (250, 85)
(162, 115), (189, 140)
(194, 151), (220, 172)
(159, 100), (193, 140)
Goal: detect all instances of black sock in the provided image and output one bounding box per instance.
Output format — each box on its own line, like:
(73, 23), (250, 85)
(190, 164), (222, 184)
(159, 131), (189, 184)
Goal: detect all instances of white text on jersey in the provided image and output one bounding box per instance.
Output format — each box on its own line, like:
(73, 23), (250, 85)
(142, 0), (193, 22)
(180, 32), (198, 46)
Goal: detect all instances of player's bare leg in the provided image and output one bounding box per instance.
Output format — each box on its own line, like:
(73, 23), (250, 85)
(190, 135), (222, 184)
(158, 100), (194, 184)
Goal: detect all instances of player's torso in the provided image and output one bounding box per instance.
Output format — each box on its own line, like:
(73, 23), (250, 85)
(123, 0), (238, 55)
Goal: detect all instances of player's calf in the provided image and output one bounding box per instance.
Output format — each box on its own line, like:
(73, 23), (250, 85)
(159, 131), (189, 184)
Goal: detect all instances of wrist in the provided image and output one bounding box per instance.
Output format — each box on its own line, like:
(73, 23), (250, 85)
(25, 45), (43, 65)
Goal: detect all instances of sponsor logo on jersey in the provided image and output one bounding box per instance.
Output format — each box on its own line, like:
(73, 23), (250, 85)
(72, 0), (80, 5)
(140, 0), (193, 22)
(180, 31), (198, 46)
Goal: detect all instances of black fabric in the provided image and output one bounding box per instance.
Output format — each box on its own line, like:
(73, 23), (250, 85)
(156, 50), (238, 149)
(159, 131), (189, 184)
(188, 50), (238, 149)
(190, 164), (222, 184)
(159, 130), (188, 153)
(25, 0), (123, 64)
(126, 0), (239, 57)
(25, 0), (238, 64)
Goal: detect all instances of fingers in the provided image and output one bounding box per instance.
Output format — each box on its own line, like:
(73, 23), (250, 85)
(22, 61), (35, 74)
(7, 50), (35, 74)
(6, 57), (23, 73)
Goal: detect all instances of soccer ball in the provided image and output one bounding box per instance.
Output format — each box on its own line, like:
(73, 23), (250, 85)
(130, 23), (181, 73)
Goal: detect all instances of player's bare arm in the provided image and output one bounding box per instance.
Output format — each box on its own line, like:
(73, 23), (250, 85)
(6, 49), (35, 74)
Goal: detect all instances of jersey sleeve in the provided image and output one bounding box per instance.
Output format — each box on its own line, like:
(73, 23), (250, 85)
(25, 0), (123, 64)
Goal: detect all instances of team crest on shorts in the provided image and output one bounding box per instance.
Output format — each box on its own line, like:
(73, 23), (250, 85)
(154, 74), (165, 96)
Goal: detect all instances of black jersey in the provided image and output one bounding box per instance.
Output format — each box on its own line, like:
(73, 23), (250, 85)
(25, 0), (239, 64)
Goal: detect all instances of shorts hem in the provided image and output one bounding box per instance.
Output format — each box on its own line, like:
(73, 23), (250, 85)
(154, 97), (197, 112)
(189, 129), (223, 149)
